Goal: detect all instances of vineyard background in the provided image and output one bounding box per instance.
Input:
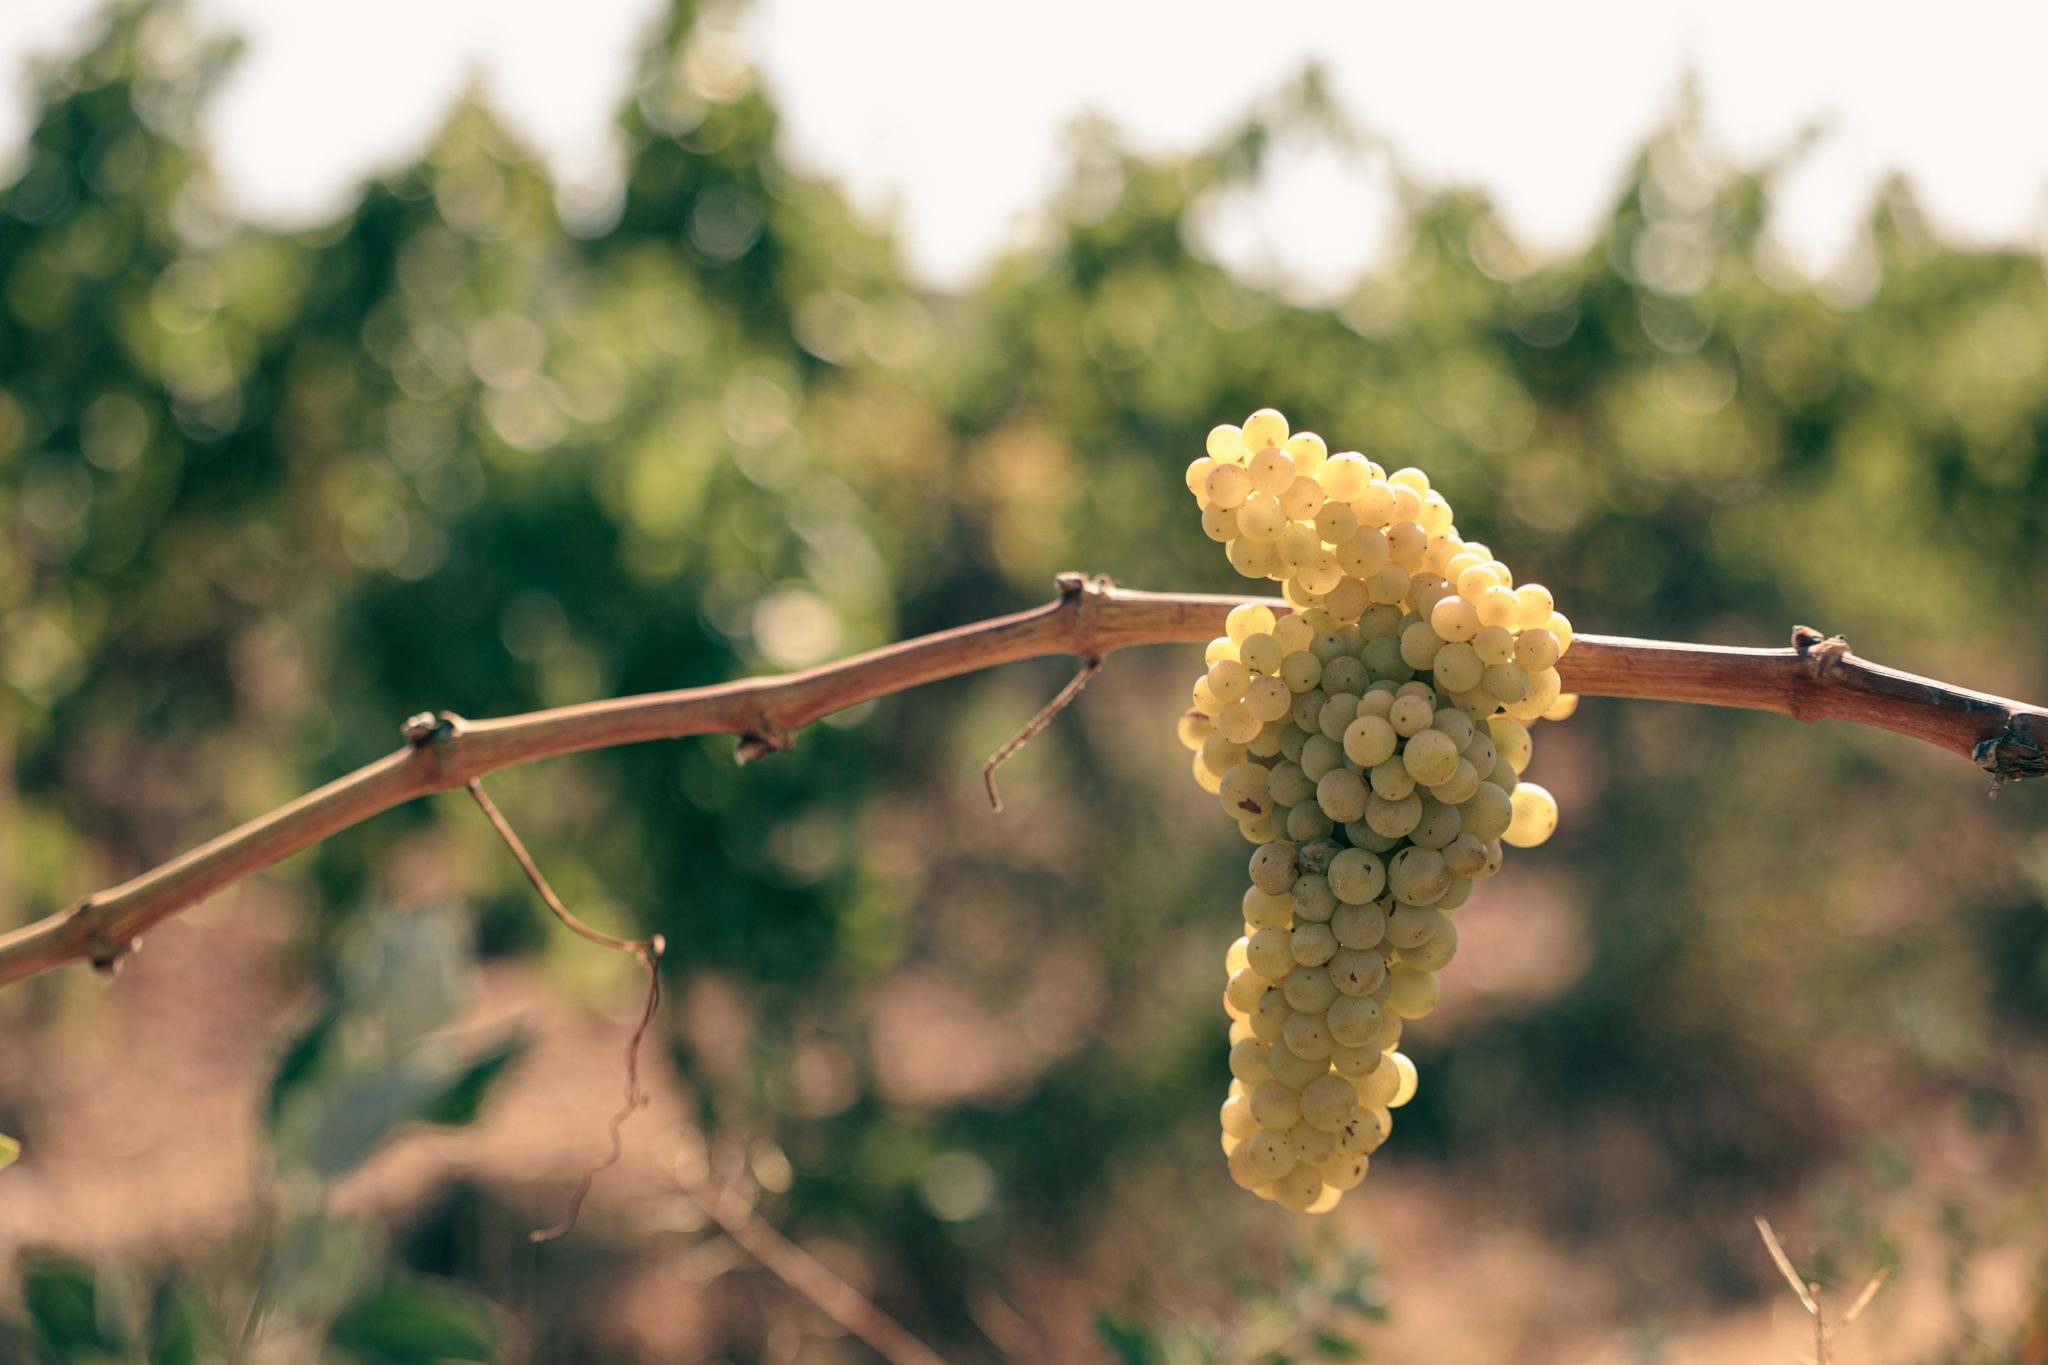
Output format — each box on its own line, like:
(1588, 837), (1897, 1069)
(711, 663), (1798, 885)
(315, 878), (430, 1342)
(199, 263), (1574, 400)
(4, 3), (2048, 1361)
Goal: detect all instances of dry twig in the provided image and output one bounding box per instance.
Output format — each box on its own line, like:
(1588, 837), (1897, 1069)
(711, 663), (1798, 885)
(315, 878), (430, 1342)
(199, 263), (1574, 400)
(3, 574), (2043, 991)
(464, 777), (665, 1242)
(680, 1167), (947, 1365)
(1756, 1216), (1892, 1364)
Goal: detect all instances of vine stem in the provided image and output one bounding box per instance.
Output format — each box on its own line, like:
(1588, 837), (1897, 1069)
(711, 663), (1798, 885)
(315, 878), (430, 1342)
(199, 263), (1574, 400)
(1, 574), (2043, 992)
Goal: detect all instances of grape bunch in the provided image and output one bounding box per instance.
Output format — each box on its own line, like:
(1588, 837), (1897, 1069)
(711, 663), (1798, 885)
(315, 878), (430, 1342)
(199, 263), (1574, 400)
(1183, 407), (1574, 1214)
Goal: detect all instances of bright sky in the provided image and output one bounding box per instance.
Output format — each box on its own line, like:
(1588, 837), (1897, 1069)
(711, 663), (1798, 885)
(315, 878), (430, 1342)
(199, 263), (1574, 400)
(4, 0), (2047, 295)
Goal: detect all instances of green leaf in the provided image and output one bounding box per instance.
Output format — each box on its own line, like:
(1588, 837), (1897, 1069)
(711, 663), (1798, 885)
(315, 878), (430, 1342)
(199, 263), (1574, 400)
(273, 1029), (528, 1179)
(1313, 1328), (1364, 1359)
(22, 1256), (123, 1354)
(1093, 1309), (1163, 1365)
(0, 1132), (19, 1171)
(328, 1277), (496, 1364)
(1329, 1284), (1388, 1321)
(417, 1032), (529, 1128)
(149, 1281), (221, 1365)
(266, 1003), (342, 1131)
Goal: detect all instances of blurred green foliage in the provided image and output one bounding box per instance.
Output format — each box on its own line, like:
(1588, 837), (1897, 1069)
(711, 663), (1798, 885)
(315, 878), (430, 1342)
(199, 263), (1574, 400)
(4, 2), (2048, 1361)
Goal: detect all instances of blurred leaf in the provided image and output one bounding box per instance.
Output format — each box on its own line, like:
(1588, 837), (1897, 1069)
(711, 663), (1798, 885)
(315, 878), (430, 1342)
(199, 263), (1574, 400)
(328, 1277), (496, 1364)
(0, 1133), (18, 1171)
(147, 1281), (219, 1365)
(417, 1032), (530, 1128)
(22, 1256), (122, 1354)
(1095, 1309), (1164, 1365)
(263, 1212), (377, 1331)
(265, 1003), (341, 1131)
(1328, 1284), (1387, 1321)
(272, 1029), (526, 1180)
(1312, 1329), (1363, 1359)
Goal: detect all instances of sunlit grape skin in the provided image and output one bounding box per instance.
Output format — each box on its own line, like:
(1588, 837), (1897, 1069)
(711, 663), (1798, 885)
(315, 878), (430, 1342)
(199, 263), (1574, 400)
(1189, 406), (1569, 1214)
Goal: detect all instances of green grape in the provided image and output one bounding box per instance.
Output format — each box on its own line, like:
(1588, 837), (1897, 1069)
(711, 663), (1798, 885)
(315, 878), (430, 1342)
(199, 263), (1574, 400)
(1504, 782), (1559, 848)
(1388, 846), (1450, 905)
(1328, 947), (1388, 998)
(1431, 707), (1475, 749)
(1290, 922), (1337, 967)
(1246, 1128), (1297, 1180)
(1283, 1010), (1334, 1060)
(1272, 614), (1314, 654)
(1458, 783), (1512, 842)
(1280, 474), (1326, 521)
(1331, 901), (1387, 950)
(1367, 757), (1415, 801)
(1388, 693), (1434, 737)
(1385, 904), (1438, 950)
(1387, 1051), (1419, 1108)
(1291, 874), (1337, 923)
(1352, 479), (1395, 527)
(1251, 987), (1291, 1042)
(1283, 963), (1340, 1014)
(1299, 733), (1342, 782)
(1513, 582), (1554, 628)
(1472, 625), (1517, 666)
(1284, 802), (1333, 843)
(1352, 1057), (1400, 1109)
(1205, 462), (1252, 510)
(1327, 848), (1387, 904)
(1481, 662), (1530, 704)
(1430, 594), (1480, 642)
(1207, 424), (1250, 463)
(1343, 714), (1399, 768)
(1248, 445), (1296, 496)
(1515, 626), (1560, 672)
(1442, 833), (1490, 878)
(1400, 915), (1458, 971)
(1246, 927), (1294, 980)
(1248, 840), (1300, 893)
(1399, 620), (1445, 670)
(1409, 797), (1462, 850)
(1289, 1123), (1337, 1164)
(1316, 501), (1360, 544)
(1427, 757), (1481, 805)
(1488, 715), (1533, 773)
(1300, 1074), (1359, 1133)
(1401, 728), (1460, 785)
(1318, 692), (1361, 741)
(1268, 1036), (1329, 1089)
(1242, 407), (1290, 452)
(1432, 640), (1483, 692)
(1216, 701), (1262, 744)
(1229, 1036), (1275, 1083)
(1335, 528), (1389, 581)
(1319, 452), (1371, 500)
(1321, 1152), (1369, 1192)
(1225, 967), (1268, 1016)
(1272, 1161), (1326, 1211)
(1364, 792), (1422, 840)
(1243, 886), (1293, 931)
(1221, 1092), (1259, 1139)
(1326, 994), (1383, 1048)
(1315, 768), (1369, 823)
(1385, 965), (1440, 1018)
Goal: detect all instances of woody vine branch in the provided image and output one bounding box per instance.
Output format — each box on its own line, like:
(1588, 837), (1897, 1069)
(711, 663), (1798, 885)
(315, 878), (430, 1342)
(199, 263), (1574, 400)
(1, 573), (2042, 992)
